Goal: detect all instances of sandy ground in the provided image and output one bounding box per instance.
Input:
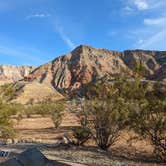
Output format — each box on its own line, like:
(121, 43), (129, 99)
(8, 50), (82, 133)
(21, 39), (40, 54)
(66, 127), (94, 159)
(0, 113), (165, 165)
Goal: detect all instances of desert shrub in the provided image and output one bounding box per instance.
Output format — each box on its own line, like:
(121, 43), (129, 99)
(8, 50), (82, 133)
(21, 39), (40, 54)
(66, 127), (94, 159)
(84, 99), (129, 150)
(72, 126), (91, 146)
(0, 126), (15, 139)
(119, 73), (166, 161)
(130, 95), (166, 161)
(51, 107), (63, 129)
(0, 83), (20, 102)
(0, 102), (16, 138)
(81, 71), (166, 156)
(81, 79), (130, 150)
(25, 100), (65, 128)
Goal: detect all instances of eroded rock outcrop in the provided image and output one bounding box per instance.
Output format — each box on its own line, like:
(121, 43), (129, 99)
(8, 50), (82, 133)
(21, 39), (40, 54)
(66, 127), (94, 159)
(31, 45), (132, 91)
(1, 45), (166, 93)
(0, 65), (35, 84)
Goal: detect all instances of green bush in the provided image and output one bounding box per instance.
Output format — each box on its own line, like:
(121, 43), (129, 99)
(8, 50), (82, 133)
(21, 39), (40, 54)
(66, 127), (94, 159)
(0, 83), (20, 102)
(0, 102), (16, 138)
(24, 101), (65, 128)
(130, 97), (166, 161)
(81, 79), (130, 150)
(72, 126), (91, 146)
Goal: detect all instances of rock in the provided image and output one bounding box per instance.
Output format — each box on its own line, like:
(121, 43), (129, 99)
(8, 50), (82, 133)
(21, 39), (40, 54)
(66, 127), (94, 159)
(6, 139), (13, 145)
(31, 45), (131, 91)
(0, 148), (69, 166)
(1, 45), (166, 95)
(30, 45), (166, 93)
(0, 65), (35, 85)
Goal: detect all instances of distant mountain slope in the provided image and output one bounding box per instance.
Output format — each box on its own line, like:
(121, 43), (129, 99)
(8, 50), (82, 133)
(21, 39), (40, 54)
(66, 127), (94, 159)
(0, 65), (36, 85)
(31, 45), (131, 92)
(0, 45), (166, 100)
(31, 45), (166, 92)
(12, 81), (64, 104)
(122, 50), (166, 80)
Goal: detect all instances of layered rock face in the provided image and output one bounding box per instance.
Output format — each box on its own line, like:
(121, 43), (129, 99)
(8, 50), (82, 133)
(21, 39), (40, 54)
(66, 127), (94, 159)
(122, 50), (166, 79)
(30, 45), (166, 92)
(0, 65), (36, 84)
(1, 45), (166, 92)
(31, 45), (132, 91)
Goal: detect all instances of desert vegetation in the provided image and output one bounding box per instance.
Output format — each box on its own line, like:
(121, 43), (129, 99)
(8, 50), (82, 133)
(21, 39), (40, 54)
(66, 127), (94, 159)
(0, 83), (65, 138)
(0, 70), (166, 163)
(71, 70), (166, 162)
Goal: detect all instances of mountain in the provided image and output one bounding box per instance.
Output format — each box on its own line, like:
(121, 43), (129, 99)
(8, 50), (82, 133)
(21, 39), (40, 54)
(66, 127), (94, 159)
(0, 45), (166, 103)
(122, 50), (166, 80)
(0, 65), (36, 85)
(31, 45), (131, 92)
(30, 45), (166, 92)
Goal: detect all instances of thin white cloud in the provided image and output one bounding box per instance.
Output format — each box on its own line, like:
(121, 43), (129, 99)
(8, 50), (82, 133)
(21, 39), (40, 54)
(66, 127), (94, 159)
(124, 6), (134, 12)
(54, 24), (76, 50)
(138, 39), (144, 44)
(144, 17), (166, 26)
(138, 29), (166, 50)
(127, 0), (166, 11)
(26, 13), (51, 20)
(108, 31), (117, 37)
(132, 0), (149, 10)
(123, 6), (135, 14)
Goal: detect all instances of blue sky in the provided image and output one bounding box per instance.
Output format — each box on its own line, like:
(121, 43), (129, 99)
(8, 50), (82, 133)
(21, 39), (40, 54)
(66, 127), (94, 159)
(0, 0), (166, 66)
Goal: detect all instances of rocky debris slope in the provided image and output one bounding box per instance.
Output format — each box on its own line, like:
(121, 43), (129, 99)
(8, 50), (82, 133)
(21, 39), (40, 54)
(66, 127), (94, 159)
(0, 65), (35, 84)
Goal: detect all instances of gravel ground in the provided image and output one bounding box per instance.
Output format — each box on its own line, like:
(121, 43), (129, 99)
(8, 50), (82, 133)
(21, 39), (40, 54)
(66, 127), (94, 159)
(0, 143), (165, 166)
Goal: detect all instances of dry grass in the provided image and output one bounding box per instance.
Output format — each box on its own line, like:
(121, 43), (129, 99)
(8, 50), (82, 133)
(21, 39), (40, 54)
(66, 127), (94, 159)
(12, 81), (63, 104)
(0, 113), (165, 165)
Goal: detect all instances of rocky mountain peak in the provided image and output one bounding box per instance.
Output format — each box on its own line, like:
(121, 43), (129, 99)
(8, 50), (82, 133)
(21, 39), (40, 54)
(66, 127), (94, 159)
(1, 45), (166, 93)
(31, 45), (131, 92)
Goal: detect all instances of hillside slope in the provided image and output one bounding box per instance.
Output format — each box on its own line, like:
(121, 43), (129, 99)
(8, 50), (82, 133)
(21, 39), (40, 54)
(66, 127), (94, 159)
(31, 45), (166, 92)
(1, 45), (166, 101)
(12, 81), (64, 104)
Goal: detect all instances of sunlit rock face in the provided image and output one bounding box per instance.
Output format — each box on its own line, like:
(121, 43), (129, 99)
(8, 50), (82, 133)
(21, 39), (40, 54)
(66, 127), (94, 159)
(1, 45), (166, 90)
(31, 45), (131, 91)
(31, 45), (166, 92)
(0, 65), (35, 84)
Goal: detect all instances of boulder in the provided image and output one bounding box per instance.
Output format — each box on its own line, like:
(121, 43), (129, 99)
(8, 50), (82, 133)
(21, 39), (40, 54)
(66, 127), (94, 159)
(0, 148), (69, 166)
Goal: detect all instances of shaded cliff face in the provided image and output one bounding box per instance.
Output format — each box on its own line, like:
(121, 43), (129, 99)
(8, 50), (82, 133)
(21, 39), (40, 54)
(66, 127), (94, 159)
(122, 50), (166, 80)
(0, 65), (36, 84)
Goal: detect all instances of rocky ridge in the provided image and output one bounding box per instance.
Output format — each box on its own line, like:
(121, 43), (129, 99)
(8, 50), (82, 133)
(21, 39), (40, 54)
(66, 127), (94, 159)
(1, 45), (166, 93)
(0, 65), (36, 84)
(31, 45), (166, 92)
